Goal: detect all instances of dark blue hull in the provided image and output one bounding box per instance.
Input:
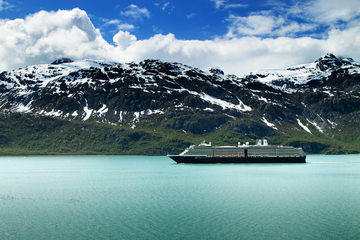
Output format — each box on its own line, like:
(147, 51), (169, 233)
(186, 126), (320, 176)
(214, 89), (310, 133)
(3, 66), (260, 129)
(169, 155), (306, 164)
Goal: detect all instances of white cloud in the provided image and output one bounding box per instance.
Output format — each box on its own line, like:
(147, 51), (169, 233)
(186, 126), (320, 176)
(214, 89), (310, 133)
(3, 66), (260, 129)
(211, 0), (226, 9)
(275, 22), (316, 36)
(186, 13), (197, 19)
(161, 2), (170, 11)
(113, 31), (137, 50)
(152, 25), (162, 34)
(225, 10), (318, 38)
(224, 0), (360, 39)
(304, 0), (360, 24)
(107, 27), (360, 76)
(224, 3), (248, 9)
(120, 4), (150, 20)
(154, 2), (172, 12)
(102, 19), (120, 26)
(226, 14), (282, 36)
(118, 23), (135, 31)
(0, 0), (11, 11)
(1, 7), (360, 78)
(270, 0), (360, 32)
(99, 19), (134, 33)
(211, 0), (247, 10)
(0, 8), (111, 70)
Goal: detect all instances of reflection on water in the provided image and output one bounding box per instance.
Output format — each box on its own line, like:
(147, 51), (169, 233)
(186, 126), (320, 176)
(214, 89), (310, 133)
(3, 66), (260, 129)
(0, 155), (359, 239)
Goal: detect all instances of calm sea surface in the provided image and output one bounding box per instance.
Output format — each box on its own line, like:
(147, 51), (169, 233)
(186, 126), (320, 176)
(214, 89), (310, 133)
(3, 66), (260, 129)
(0, 155), (359, 239)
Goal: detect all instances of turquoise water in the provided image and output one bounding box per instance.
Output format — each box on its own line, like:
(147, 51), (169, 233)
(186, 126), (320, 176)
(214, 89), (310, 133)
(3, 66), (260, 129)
(0, 155), (359, 239)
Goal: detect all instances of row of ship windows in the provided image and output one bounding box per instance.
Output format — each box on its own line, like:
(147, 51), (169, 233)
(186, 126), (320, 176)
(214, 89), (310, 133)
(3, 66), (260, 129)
(214, 154), (269, 157)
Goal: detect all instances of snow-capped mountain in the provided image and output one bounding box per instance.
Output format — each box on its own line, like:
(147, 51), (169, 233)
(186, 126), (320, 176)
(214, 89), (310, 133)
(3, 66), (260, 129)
(250, 53), (360, 91)
(0, 53), (359, 137)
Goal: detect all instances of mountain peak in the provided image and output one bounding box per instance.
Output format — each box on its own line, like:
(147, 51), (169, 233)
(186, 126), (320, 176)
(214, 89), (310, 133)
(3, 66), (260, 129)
(51, 58), (74, 65)
(315, 53), (343, 71)
(210, 67), (224, 75)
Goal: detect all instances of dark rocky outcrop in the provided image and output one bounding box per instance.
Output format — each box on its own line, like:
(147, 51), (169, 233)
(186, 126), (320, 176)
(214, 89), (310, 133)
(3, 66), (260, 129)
(51, 58), (74, 65)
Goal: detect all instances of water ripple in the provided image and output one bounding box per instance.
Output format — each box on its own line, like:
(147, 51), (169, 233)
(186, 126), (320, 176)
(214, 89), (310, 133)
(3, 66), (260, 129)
(0, 155), (359, 239)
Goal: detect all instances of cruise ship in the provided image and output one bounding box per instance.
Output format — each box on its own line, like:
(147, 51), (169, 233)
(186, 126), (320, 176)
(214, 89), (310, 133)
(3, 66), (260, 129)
(168, 139), (306, 163)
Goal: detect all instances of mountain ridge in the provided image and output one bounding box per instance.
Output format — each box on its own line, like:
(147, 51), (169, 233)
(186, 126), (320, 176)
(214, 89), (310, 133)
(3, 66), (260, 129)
(0, 53), (359, 155)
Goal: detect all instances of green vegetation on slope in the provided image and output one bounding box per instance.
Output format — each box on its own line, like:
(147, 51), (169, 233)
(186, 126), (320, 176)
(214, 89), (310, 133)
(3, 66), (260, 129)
(0, 112), (358, 156)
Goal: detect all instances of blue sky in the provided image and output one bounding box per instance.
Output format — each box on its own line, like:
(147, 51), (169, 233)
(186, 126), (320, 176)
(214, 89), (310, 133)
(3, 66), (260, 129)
(1, 0), (360, 76)
(1, 0), (261, 41)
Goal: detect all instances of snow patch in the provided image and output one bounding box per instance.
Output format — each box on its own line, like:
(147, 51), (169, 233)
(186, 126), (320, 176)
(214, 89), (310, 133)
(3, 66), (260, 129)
(348, 68), (360, 75)
(83, 106), (93, 121)
(262, 117), (278, 130)
(97, 104), (108, 116)
(44, 109), (62, 117)
(327, 119), (337, 128)
(119, 111), (124, 122)
(323, 90), (334, 97)
(225, 114), (236, 120)
(130, 112), (140, 129)
(199, 93), (252, 111)
(15, 101), (33, 113)
(258, 96), (268, 103)
(307, 119), (324, 133)
(146, 109), (164, 115)
(252, 62), (330, 91)
(297, 119), (312, 134)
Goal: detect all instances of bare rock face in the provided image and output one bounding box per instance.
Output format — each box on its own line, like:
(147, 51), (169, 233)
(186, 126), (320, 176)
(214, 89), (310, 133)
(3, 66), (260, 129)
(51, 58), (74, 65)
(315, 53), (343, 71)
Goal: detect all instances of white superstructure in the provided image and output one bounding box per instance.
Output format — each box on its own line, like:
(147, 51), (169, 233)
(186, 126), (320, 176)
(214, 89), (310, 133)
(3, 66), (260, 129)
(179, 140), (305, 158)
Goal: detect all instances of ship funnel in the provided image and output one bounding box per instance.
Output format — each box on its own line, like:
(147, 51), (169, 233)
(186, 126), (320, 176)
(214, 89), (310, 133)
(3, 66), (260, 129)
(257, 139), (262, 145)
(263, 139), (268, 146)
